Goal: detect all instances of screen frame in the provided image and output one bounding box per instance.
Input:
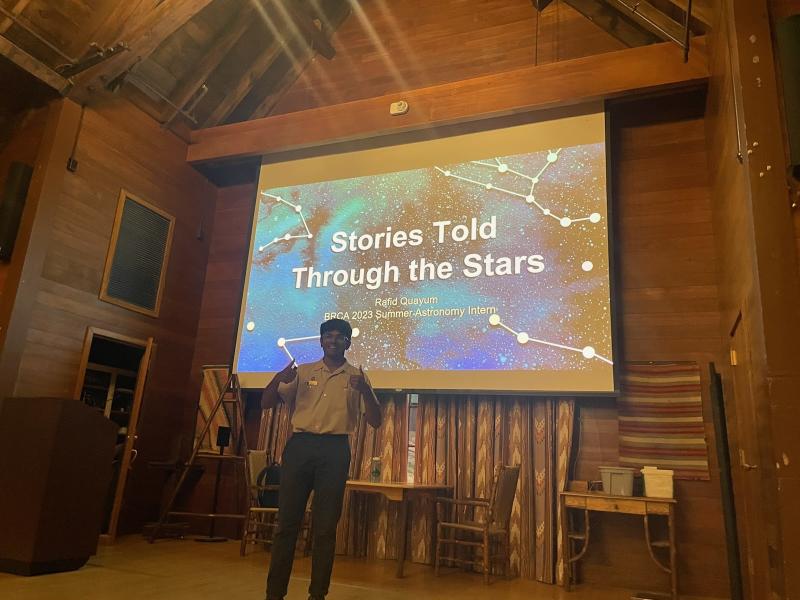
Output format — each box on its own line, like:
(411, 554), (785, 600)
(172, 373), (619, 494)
(230, 104), (621, 397)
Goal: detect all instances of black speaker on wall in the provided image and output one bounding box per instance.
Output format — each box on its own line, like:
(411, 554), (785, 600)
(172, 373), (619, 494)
(775, 15), (800, 179)
(215, 425), (231, 448)
(0, 161), (34, 261)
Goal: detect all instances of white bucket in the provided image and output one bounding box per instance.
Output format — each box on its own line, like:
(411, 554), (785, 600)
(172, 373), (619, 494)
(641, 466), (674, 498)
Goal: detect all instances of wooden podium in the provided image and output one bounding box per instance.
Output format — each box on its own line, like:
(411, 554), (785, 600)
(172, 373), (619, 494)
(0, 397), (118, 575)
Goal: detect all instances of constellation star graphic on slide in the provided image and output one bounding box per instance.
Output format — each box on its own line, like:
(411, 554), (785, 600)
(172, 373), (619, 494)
(488, 314), (612, 365)
(435, 150), (602, 227)
(268, 328), (362, 362)
(257, 192), (313, 251)
(436, 148), (611, 365)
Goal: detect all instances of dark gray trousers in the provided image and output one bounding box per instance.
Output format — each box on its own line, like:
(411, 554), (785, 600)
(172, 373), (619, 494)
(266, 433), (351, 599)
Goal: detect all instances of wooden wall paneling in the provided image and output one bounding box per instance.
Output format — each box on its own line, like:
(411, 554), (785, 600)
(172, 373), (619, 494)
(179, 182), (255, 537)
(271, 0), (625, 115)
(0, 96), (218, 535)
(738, 0), (800, 593)
(0, 100), (82, 400)
(705, 0), (800, 597)
(705, 11), (771, 600)
(189, 182), (256, 377)
(569, 91), (729, 597)
(187, 39), (709, 164)
(732, 0), (800, 377)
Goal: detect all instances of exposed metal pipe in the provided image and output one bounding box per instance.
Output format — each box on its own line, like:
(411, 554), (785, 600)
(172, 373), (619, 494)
(162, 83), (208, 128)
(724, 9), (745, 163)
(184, 83), (209, 119)
(683, 0), (693, 62)
(124, 72), (199, 125)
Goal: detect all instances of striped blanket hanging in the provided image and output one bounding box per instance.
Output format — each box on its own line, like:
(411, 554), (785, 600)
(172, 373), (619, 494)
(195, 365), (231, 452)
(618, 362), (710, 480)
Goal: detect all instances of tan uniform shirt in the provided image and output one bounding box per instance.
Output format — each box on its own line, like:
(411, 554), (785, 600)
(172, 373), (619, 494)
(278, 359), (364, 434)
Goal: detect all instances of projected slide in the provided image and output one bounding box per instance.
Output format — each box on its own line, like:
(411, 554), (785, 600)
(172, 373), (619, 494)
(234, 109), (615, 393)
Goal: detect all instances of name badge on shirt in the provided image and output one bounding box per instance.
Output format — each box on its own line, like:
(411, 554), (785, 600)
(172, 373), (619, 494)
(306, 378), (318, 387)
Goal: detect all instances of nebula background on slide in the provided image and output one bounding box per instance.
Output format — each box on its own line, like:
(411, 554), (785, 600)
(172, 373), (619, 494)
(235, 140), (613, 392)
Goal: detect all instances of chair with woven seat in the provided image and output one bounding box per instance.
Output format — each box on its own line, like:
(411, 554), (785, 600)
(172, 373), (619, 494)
(434, 464), (520, 583)
(239, 450), (312, 556)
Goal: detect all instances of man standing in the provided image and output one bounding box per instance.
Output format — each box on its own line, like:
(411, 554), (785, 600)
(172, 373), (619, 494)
(262, 318), (382, 600)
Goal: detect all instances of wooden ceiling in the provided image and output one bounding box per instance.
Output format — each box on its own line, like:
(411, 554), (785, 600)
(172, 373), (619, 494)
(0, 0), (709, 143)
(0, 0), (350, 136)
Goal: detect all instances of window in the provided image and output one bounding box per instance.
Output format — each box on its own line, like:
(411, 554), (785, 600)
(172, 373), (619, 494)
(100, 190), (174, 317)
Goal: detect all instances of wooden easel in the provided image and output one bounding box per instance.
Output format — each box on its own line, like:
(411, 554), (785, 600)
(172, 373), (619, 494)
(148, 372), (250, 542)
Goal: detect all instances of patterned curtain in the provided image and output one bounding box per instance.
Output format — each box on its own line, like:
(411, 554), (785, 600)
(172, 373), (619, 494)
(410, 394), (574, 584)
(336, 392), (408, 558)
(256, 399), (293, 460)
(257, 391), (575, 585)
(255, 391), (408, 559)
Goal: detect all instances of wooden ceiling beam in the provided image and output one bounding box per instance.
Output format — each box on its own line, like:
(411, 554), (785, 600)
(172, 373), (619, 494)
(159, 4), (255, 123)
(188, 37), (709, 164)
(249, 0), (351, 120)
(0, 0), (33, 35)
(78, 0), (215, 90)
(661, 0), (713, 27)
(0, 36), (72, 94)
(603, 0), (685, 43)
(249, 46), (313, 120)
(564, 0), (661, 47)
(279, 1), (336, 60)
(83, 0), (152, 48)
(202, 40), (283, 127)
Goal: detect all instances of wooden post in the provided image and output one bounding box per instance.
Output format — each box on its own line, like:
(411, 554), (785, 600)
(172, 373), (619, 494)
(0, 100), (82, 399)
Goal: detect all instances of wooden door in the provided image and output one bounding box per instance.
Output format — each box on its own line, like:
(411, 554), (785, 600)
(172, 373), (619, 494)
(728, 312), (770, 600)
(105, 336), (153, 541)
(73, 327), (153, 542)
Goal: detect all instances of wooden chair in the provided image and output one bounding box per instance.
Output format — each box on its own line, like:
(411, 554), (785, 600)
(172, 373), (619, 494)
(434, 465), (520, 583)
(239, 450), (312, 556)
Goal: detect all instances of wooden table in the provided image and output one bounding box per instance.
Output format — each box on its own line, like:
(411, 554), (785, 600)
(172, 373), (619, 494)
(560, 491), (678, 600)
(345, 480), (452, 577)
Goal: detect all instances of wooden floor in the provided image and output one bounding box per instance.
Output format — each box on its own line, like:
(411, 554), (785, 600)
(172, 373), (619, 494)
(0, 536), (708, 600)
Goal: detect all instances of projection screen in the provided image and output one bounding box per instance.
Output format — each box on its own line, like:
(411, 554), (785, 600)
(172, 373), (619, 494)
(233, 107), (616, 393)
